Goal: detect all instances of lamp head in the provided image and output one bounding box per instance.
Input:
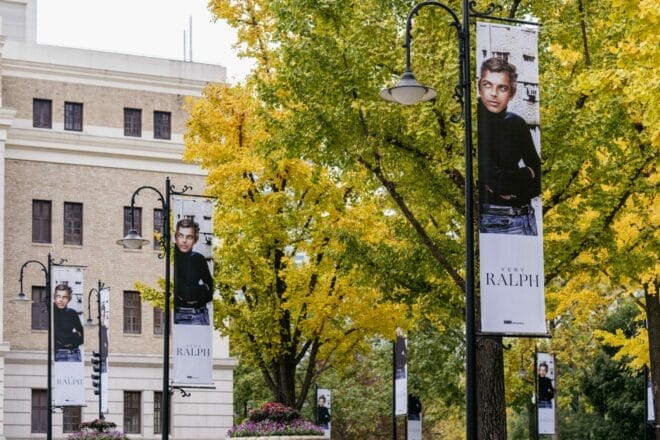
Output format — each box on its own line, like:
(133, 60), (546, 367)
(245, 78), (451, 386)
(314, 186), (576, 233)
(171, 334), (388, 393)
(11, 291), (31, 303)
(116, 229), (150, 249)
(380, 70), (437, 105)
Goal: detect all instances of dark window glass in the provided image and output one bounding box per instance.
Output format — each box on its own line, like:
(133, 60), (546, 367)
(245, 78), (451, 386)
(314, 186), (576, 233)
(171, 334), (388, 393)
(64, 202), (83, 245)
(153, 307), (164, 335)
(32, 200), (52, 243)
(154, 391), (163, 434)
(64, 102), (83, 131)
(31, 286), (48, 330)
(124, 108), (142, 137)
(153, 391), (170, 434)
(123, 206), (142, 249)
(31, 389), (47, 433)
(123, 291), (141, 334)
(33, 99), (52, 128)
(153, 208), (164, 250)
(154, 111), (171, 140)
(63, 406), (82, 432)
(124, 391), (141, 433)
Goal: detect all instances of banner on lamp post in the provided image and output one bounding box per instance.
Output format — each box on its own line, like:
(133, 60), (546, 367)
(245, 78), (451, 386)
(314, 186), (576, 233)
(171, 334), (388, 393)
(537, 352), (556, 434)
(476, 22), (547, 335)
(52, 265), (86, 407)
(394, 329), (407, 416)
(99, 286), (110, 414)
(316, 388), (331, 439)
(172, 196), (215, 386)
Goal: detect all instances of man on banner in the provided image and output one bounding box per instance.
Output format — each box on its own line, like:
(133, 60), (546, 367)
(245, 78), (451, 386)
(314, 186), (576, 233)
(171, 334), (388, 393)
(174, 218), (214, 325)
(478, 57), (541, 236)
(53, 283), (84, 362)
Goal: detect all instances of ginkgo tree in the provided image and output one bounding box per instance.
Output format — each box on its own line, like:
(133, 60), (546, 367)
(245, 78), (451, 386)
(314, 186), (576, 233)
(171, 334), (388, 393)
(183, 82), (413, 409)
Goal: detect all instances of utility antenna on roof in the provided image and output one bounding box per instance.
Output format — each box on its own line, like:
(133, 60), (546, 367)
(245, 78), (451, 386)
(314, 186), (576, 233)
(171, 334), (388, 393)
(182, 16), (193, 62)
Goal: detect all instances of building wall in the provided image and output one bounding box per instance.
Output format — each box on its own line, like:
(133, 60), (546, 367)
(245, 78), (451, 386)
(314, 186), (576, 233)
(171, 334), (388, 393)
(0, 3), (236, 438)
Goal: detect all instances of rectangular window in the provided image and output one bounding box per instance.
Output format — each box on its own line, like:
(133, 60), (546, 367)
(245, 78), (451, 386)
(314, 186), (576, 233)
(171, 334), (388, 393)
(153, 208), (164, 250)
(123, 291), (142, 334)
(154, 111), (171, 140)
(63, 406), (82, 433)
(64, 202), (83, 245)
(31, 286), (48, 330)
(32, 200), (52, 243)
(64, 102), (83, 131)
(123, 391), (142, 434)
(153, 391), (170, 434)
(123, 206), (142, 248)
(153, 307), (164, 335)
(33, 99), (52, 128)
(124, 108), (142, 137)
(31, 389), (47, 433)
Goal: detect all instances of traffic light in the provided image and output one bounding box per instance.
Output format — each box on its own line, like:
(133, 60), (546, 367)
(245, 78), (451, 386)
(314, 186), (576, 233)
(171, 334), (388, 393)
(91, 351), (101, 396)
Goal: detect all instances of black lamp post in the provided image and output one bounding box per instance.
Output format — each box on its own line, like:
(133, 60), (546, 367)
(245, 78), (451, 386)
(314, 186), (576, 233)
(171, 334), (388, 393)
(86, 281), (106, 420)
(16, 254), (54, 439)
(380, 1), (478, 437)
(116, 177), (191, 440)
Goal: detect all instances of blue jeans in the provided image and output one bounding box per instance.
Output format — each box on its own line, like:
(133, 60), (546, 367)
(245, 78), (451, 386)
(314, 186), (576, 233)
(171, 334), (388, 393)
(174, 306), (210, 325)
(55, 348), (82, 362)
(480, 204), (538, 236)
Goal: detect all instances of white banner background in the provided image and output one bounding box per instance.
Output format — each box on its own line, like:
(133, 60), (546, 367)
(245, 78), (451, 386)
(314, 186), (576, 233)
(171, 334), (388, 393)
(537, 352), (556, 434)
(173, 197), (215, 386)
(52, 265), (86, 406)
(476, 22), (547, 335)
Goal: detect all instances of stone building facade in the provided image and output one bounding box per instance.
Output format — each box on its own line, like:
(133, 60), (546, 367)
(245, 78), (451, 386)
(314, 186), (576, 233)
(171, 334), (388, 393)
(0, 1), (236, 438)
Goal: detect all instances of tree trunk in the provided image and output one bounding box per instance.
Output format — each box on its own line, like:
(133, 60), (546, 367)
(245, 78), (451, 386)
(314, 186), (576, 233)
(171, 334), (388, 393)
(477, 335), (507, 439)
(646, 283), (660, 438)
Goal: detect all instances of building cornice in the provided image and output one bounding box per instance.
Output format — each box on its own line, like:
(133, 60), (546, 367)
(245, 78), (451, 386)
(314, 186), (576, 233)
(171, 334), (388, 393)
(2, 41), (225, 95)
(6, 126), (207, 175)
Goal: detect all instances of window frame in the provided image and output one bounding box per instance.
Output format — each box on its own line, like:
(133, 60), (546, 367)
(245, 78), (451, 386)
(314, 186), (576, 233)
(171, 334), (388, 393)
(63, 202), (83, 245)
(64, 101), (83, 131)
(153, 307), (164, 335)
(153, 111), (171, 140)
(123, 391), (142, 434)
(123, 206), (143, 249)
(31, 286), (48, 330)
(123, 291), (142, 334)
(63, 406), (82, 433)
(124, 108), (142, 137)
(33, 98), (52, 129)
(31, 389), (48, 433)
(32, 200), (52, 244)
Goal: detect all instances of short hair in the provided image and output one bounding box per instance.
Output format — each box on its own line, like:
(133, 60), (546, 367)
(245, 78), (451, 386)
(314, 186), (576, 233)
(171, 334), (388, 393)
(480, 57), (517, 97)
(54, 283), (72, 298)
(539, 362), (548, 370)
(176, 218), (200, 236)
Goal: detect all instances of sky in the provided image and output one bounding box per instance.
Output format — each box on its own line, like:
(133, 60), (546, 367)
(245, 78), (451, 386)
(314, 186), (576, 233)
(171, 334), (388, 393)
(36, 0), (255, 84)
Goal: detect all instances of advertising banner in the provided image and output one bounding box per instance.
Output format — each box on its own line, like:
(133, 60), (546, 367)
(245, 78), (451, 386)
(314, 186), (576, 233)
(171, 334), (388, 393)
(394, 330), (408, 416)
(99, 286), (110, 414)
(648, 375), (655, 422)
(537, 352), (556, 434)
(172, 196), (215, 386)
(52, 265), (86, 406)
(316, 388), (332, 439)
(407, 394), (422, 440)
(476, 22), (547, 335)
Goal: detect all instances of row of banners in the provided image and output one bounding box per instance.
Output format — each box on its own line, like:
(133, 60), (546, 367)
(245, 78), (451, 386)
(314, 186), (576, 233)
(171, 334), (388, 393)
(54, 21), (546, 418)
(51, 196), (216, 408)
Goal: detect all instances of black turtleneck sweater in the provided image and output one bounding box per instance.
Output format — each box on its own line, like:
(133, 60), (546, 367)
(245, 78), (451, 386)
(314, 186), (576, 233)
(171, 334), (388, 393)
(174, 248), (214, 308)
(478, 100), (541, 207)
(54, 306), (84, 350)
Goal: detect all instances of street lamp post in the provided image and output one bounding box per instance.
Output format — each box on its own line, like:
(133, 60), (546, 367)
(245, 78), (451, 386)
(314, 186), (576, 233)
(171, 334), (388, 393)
(16, 254), (54, 439)
(86, 281), (106, 420)
(117, 177), (191, 440)
(380, 1), (480, 437)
